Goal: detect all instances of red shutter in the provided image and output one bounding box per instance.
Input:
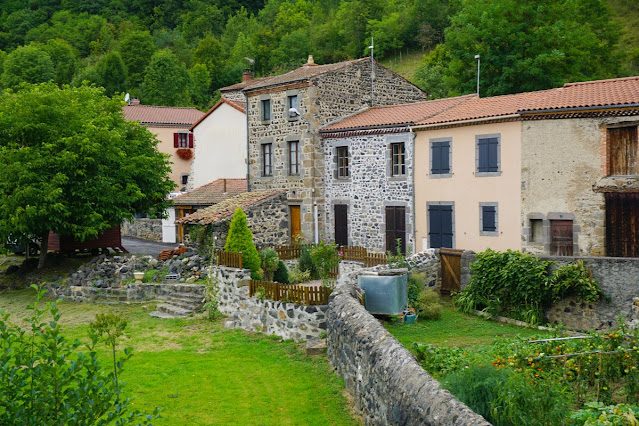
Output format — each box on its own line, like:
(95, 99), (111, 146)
(188, 133), (194, 148)
(173, 133), (179, 148)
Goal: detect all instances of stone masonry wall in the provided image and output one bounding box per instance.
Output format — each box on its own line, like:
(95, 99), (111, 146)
(324, 132), (414, 253)
(327, 252), (488, 425)
(213, 266), (328, 341)
(48, 282), (205, 304)
(121, 218), (162, 242)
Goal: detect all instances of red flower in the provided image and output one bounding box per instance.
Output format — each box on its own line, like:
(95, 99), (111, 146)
(176, 148), (193, 160)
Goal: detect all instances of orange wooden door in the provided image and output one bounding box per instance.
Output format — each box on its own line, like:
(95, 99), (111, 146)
(290, 206), (301, 242)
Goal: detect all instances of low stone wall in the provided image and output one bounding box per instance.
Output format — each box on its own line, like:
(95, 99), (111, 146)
(48, 282), (205, 303)
(214, 266), (328, 341)
(327, 254), (488, 425)
(121, 218), (162, 242)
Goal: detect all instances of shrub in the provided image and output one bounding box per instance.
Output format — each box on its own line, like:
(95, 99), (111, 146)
(274, 260), (289, 284)
(310, 240), (339, 286)
(414, 290), (443, 320)
(299, 246), (319, 279)
(0, 285), (159, 424)
(188, 224), (213, 257)
(387, 238), (408, 269)
(224, 207), (260, 279)
(259, 248), (280, 282)
(288, 266), (311, 284)
(570, 402), (639, 425)
(408, 272), (426, 306)
(550, 260), (605, 303)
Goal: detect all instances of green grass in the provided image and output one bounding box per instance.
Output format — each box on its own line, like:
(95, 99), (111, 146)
(0, 253), (91, 289)
(0, 288), (359, 425)
(380, 50), (426, 82)
(385, 304), (551, 349)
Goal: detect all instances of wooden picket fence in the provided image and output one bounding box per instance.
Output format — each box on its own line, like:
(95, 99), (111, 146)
(274, 244), (314, 260)
(249, 280), (331, 305)
(340, 245), (367, 261)
(216, 250), (243, 268)
(274, 243), (387, 268)
(363, 252), (388, 267)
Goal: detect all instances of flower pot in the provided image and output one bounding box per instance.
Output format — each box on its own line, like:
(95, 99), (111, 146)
(133, 271), (145, 283)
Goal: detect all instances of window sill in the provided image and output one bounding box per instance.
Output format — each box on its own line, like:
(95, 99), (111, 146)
(480, 231), (499, 237)
(429, 173), (453, 179)
(260, 120), (271, 125)
(388, 175), (407, 182)
(475, 171), (502, 177)
(334, 178), (352, 183)
(260, 175), (274, 179)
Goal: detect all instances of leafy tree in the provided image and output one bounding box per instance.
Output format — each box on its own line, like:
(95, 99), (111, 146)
(71, 63), (101, 87)
(98, 50), (127, 97)
(188, 63), (212, 110)
(40, 39), (78, 86)
(2, 45), (54, 89)
(193, 35), (227, 91)
(224, 207), (261, 279)
(0, 83), (174, 268)
(118, 30), (156, 92)
(179, 0), (225, 43)
(428, 0), (622, 96)
(0, 9), (48, 50)
(142, 49), (191, 106)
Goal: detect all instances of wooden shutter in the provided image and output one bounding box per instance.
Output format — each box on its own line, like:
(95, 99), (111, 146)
(432, 141), (450, 174)
(173, 133), (179, 148)
(478, 138), (498, 172)
(429, 205), (453, 248)
(385, 206), (406, 254)
(606, 192), (639, 257)
(188, 133), (194, 148)
(608, 127), (638, 175)
(482, 206), (496, 231)
(550, 220), (573, 256)
(334, 205), (348, 247)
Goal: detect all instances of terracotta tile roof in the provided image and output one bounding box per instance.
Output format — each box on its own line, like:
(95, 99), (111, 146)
(220, 58), (369, 92)
(518, 76), (639, 112)
(189, 98), (246, 131)
(176, 189), (286, 225)
(122, 104), (204, 126)
(321, 95), (475, 132)
(172, 178), (247, 206)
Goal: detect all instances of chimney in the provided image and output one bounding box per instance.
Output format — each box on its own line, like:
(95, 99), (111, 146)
(242, 72), (254, 82)
(223, 178), (227, 193)
(303, 55), (317, 67)
(130, 98), (140, 105)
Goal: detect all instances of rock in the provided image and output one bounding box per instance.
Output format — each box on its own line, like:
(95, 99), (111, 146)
(224, 320), (235, 329)
(5, 265), (19, 274)
(305, 338), (327, 356)
(185, 276), (197, 283)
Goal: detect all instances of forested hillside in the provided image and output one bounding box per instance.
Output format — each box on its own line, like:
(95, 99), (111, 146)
(0, 0), (635, 109)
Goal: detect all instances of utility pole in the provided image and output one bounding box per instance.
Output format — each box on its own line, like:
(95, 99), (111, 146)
(475, 54), (481, 97)
(369, 37), (375, 106)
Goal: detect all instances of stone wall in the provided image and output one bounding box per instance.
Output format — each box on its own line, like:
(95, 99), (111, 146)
(213, 266), (328, 341)
(323, 132), (415, 253)
(327, 254), (488, 425)
(121, 218), (162, 242)
(48, 282), (205, 304)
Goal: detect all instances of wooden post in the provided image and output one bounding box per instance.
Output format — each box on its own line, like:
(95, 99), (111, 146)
(304, 287), (310, 305)
(239, 251), (242, 269)
(274, 282), (280, 301)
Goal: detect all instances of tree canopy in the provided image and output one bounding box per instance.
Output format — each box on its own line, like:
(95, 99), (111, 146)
(0, 83), (174, 267)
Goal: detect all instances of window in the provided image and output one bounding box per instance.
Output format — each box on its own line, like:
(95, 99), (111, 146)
(261, 99), (271, 121)
(430, 139), (451, 176)
(262, 143), (272, 176)
(289, 141), (299, 175)
(181, 174), (189, 185)
(479, 203), (498, 236)
(288, 95), (298, 118)
(391, 143), (406, 176)
(530, 219), (543, 243)
(607, 126), (638, 175)
(336, 146), (349, 178)
(174, 132), (192, 148)
(476, 134), (500, 176)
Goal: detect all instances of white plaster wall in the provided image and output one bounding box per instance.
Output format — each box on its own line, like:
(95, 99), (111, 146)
(414, 121), (522, 252)
(190, 103), (247, 188)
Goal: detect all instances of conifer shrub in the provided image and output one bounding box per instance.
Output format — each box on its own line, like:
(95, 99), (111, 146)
(274, 260), (289, 284)
(224, 207), (261, 279)
(299, 247), (319, 279)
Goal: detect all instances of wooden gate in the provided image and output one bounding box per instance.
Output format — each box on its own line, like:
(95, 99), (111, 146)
(440, 248), (462, 295)
(550, 220), (574, 256)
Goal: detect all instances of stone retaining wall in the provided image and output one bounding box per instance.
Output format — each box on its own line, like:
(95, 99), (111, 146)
(48, 282), (205, 303)
(213, 266), (328, 341)
(121, 218), (162, 242)
(327, 256), (488, 425)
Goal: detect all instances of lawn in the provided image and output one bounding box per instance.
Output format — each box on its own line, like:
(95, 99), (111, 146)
(0, 288), (359, 425)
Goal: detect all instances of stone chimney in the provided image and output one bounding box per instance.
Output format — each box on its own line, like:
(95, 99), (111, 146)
(303, 55), (317, 67)
(130, 98), (140, 105)
(242, 72), (254, 82)
(223, 178), (227, 193)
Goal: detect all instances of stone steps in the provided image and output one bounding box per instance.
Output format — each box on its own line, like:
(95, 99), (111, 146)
(148, 289), (205, 318)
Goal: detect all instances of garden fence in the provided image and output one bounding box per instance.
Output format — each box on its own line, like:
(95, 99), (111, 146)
(216, 250), (243, 269)
(275, 243), (388, 267)
(249, 280), (331, 305)
(274, 244), (314, 260)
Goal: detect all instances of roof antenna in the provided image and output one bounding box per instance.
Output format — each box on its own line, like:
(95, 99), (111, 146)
(369, 37), (375, 106)
(474, 55), (480, 97)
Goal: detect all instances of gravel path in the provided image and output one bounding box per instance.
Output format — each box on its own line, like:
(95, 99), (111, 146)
(121, 237), (178, 257)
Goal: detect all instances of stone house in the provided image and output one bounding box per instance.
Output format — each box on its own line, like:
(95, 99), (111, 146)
(220, 56), (427, 244)
(319, 96), (472, 254)
(175, 189), (289, 249)
(122, 99), (204, 191)
(187, 98), (247, 189)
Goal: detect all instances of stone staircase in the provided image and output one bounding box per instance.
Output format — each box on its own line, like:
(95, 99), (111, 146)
(150, 288), (205, 319)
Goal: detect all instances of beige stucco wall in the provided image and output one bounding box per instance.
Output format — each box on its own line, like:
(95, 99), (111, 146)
(190, 103), (247, 188)
(414, 121), (522, 252)
(148, 125), (192, 191)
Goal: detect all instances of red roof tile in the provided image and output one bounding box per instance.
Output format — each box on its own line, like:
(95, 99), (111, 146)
(123, 104), (204, 126)
(321, 95), (475, 132)
(176, 189), (286, 225)
(172, 178), (247, 206)
(189, 98), (246, 131)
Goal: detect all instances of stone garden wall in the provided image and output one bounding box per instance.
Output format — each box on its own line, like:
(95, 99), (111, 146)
(327, 251), (488, 425)
(213, 266), (328, 341)
(49, 282), (205, 304)
(121, 218), (162, 242)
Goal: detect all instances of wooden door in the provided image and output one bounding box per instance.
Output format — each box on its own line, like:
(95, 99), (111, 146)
(290, 206), (301, 242)
(428, 205), (453, 248)
(177, 207), (195, 243)
(385, 206), (406, 254)
(550, 220), (573, 256)
(606, 192), (639, 257)
(608, 126), (638, 175)
(334, 204), (348, 247)
(440, 248), (462, 295)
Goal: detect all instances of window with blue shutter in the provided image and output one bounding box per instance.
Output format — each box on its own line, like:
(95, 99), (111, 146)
(428, 204), (454, 248)
(479, 203), (498, 236)
(476, 135), (501, 175)
(431, 140), (450, 175)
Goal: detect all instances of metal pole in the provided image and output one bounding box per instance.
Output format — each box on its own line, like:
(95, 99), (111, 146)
(370, 37), (374, 106)
(475, 55), (480, 97)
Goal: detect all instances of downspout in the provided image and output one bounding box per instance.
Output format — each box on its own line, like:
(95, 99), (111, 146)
(409, 126), (416, 254)
(244, 91), (251, 192)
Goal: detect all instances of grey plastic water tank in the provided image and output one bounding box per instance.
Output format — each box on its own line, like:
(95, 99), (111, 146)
(358, 270), (408, 315)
